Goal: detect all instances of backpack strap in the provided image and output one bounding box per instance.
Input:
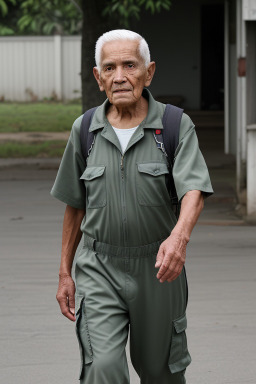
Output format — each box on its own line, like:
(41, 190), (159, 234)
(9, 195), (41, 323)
(162, 104), (183, 163)
(154, 104), (184, 217)
(80, 107), (98, 162)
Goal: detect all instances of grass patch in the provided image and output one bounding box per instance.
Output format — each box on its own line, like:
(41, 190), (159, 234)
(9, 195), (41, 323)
(0, 141), (67, 158)
(0, 102), (82, 133)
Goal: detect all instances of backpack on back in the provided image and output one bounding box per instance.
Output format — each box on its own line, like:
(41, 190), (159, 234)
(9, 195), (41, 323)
(80, 104), (183, 219)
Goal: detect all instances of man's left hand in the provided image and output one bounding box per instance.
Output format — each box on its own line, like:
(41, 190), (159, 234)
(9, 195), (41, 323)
(155, 233), (188, 283)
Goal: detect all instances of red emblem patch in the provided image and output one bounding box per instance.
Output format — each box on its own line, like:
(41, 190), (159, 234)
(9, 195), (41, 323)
(155, 129), (161, 135)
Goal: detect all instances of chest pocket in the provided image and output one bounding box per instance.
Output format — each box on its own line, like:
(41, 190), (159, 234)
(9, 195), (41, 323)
(80, 166), (106, 209)
(136, 161), (170, 206)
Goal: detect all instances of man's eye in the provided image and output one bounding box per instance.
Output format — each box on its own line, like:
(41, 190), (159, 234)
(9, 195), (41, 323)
(127, 64), (135, 69)
(105, 66), (113, 71)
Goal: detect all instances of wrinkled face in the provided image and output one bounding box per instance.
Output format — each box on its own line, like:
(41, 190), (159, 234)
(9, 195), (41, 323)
(93, 39), (155, 107)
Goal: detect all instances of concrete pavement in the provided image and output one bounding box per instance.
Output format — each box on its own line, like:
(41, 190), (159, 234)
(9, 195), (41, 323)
(0, 165), (255, 384)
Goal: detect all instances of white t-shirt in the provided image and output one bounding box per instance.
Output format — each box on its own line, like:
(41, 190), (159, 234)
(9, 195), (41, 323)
(112, 125), (139, 154)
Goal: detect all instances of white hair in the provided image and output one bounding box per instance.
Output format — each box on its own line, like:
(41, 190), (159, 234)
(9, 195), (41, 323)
(95, 29), (151, 71)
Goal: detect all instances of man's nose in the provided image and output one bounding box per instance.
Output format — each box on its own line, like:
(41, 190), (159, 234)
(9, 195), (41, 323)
(113, 66), (126, 83)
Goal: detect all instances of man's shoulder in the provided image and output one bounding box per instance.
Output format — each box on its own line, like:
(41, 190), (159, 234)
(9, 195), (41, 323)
(181, 112), (194, 127)
(72, 114), (84, 133)
(153, 100), (193, 133)
(153, 99), (166, 119)
(153, 99), (190, 123)
(179, 112), (195, 141)
(68, 114), (84, 145)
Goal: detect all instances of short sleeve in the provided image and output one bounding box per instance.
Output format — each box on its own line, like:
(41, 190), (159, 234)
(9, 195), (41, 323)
(50, 115), (86, 209)
(172, 113), (214, 201)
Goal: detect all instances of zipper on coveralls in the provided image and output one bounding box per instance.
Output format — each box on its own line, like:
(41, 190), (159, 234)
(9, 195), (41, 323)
(120, 153), (128, 245)
(119, 131), (144, 246)
(120, 155), (124, 178)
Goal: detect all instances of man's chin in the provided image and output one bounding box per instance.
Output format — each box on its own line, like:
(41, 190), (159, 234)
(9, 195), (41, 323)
(110, 92), (136, 106)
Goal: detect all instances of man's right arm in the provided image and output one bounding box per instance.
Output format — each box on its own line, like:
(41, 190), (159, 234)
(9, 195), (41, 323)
(56, 205), (85, 322)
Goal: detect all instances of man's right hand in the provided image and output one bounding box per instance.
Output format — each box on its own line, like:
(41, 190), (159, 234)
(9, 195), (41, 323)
(56, 273), (76, 322)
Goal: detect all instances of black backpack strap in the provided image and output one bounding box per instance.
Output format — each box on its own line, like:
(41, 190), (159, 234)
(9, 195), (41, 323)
(163, 104), (183, 215)
(154, 103), (183, 217)
(162, 104), (183, 162)
(80, 107), (98, 162)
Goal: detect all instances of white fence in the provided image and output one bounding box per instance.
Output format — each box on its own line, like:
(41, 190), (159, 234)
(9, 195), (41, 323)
(0, 35), (82, 101)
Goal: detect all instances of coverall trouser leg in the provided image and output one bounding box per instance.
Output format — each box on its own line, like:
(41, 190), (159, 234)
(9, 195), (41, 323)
(74, 236), (191, 384)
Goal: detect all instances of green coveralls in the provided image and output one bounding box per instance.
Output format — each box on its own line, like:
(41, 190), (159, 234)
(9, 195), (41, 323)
(51, 89), (213, 383)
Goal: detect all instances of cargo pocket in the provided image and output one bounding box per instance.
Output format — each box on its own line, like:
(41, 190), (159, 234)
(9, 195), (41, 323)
(75, 294), (93, 380)
(80, 166), (106, 208)
(168, 313), (191, 374)
(136, 161), (170, 206)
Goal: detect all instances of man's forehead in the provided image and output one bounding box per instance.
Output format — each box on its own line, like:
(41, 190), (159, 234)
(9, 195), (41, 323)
(101, 39), (141, 62)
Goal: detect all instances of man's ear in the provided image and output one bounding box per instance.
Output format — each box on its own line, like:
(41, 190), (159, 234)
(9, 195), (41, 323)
(93, 67), (104, 92)
(145, 62), (156, 87)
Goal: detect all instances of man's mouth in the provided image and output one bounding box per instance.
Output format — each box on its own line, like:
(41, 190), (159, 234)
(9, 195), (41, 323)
(113, 89), (131, 93)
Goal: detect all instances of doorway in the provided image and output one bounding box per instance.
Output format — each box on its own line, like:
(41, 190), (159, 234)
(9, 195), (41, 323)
(201, 3), (225, 110)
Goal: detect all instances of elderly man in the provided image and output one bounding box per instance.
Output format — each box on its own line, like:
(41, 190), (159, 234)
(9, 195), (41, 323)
(51, 29), (213, 384)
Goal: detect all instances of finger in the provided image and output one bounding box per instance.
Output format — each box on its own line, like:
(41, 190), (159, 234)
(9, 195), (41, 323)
(68, 293), (75, 316)
(167, 269), (182, 282)
(155, 245), (165, 268)
(156, 253), (172, 278)
(157, 258), (169, 279)
(160, 253), (184, 282)
(159, 268), (174, 282)
(57, 296), (76, 322)
(166, 260), (185, 282)
(162, 264), (181, 282)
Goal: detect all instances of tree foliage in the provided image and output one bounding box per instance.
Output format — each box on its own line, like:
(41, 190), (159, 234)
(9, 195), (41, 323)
(103, 0), (171, 27)
(0, 0), (82, 35)
(0, 0), (171, 35)
(0, 0), (19, 35)
(0, 0), (16, 17)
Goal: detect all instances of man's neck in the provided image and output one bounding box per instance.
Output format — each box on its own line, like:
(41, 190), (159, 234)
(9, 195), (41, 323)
(106, 96), (148, 129)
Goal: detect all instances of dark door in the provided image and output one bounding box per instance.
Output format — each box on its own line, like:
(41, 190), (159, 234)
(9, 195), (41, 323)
(201, 4), (224, 110)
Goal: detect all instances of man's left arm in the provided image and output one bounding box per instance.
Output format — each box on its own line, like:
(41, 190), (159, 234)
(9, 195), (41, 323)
(155, 113), (214, 283)
(155, 190), (204, 282)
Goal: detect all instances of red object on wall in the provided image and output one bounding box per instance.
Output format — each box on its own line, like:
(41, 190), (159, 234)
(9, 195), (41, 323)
(238, 57), (246, 77)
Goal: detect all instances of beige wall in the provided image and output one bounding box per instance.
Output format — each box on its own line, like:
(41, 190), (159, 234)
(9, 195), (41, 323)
(0, 35), (81, 101)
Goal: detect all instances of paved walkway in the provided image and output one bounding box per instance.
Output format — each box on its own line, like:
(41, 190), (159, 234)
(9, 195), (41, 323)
(0, 166), (255, 384)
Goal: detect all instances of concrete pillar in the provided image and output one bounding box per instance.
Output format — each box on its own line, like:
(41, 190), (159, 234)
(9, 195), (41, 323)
(247, 125), (256, 216)
(224, 0), (230, 154)
(246, 19), (256, 219)
(236, 0), (247, 197)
